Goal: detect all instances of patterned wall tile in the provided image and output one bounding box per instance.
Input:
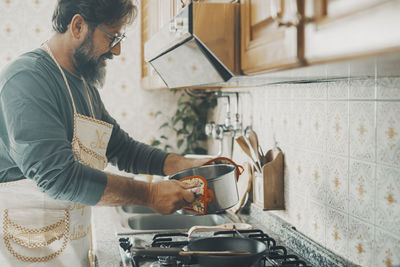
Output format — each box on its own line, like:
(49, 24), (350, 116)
(349, 78), (376, 99)
(327, 102), (349, 156)
(276, 83), (292, 100)
(326, 156), (348, 212)
(349, 160), (375, 224)
(307, 200), (326, 246)
(375, 166), (400, 237)
(348, 216), (375, 267)
(307, 82), (327, 100)
(292, 83), (309, 100)
(377, 102), (400, 167)
(290, 149), (309, 194)
(375, 228), (400, 267)
(306, 152), (327, 204)
(349, 102), (376, 162)
(325, 207), (349, 259)
(290, 193), (308, 235)
(292, 101), (308, 149)
(275, 101), (293, 147)
(377, 77), (400, 99)
(307, 101), (327, 152)
(327, 79), (349, 99)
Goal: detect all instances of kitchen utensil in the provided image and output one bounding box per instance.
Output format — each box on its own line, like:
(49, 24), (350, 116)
(170, 157), (243, 214)
(235, 136), (262, 172)
(187, 222), (252, 238)
(254, 148), (285, 210)
(247, 130), (263, 167)
(131, 237), (268, 267)
(229, 162), (253, 214)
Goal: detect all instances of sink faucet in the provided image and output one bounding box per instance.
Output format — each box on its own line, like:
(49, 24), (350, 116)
(204, 92), (246, 158)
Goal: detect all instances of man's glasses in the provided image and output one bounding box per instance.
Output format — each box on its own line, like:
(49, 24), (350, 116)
(96, 25), (126, 49)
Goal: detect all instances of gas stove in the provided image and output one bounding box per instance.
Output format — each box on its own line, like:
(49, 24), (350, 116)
(117, 229), (312, 267)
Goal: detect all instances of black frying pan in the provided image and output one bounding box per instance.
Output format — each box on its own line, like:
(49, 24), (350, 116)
(131, 237), (268, 267)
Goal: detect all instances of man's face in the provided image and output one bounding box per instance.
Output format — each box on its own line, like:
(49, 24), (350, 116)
(73, 24), (123, 87)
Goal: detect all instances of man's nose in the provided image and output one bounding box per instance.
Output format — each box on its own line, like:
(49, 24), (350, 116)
(110, 42), (121, 56)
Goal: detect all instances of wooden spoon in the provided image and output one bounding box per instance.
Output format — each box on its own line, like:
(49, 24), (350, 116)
(235, 136), (261, 172)
(248, 130), (262, 167)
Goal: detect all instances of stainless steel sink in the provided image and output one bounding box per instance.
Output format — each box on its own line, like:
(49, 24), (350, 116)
(122, 206), (155, 214)
(127, 214), (226, 231)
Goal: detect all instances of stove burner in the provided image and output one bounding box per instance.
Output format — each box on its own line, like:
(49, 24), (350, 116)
(119, 229), (312, 267)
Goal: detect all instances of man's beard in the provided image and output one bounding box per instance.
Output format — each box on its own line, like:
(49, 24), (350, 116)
(73, 32), (113, 88)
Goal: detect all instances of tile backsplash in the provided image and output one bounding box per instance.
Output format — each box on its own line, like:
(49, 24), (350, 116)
(220, 77), (400, 266)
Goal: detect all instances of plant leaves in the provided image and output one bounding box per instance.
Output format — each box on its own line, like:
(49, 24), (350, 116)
(154, 111), (162, 117)
(159, 122), (169, 129)
(150, 140), (161, 146)
(177, 139), (184, 148)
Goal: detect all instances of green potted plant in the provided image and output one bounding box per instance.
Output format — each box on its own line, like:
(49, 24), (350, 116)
(151, 90), (217, 155)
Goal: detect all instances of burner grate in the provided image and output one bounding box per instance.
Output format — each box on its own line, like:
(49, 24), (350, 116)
(120, 228), (313, 267)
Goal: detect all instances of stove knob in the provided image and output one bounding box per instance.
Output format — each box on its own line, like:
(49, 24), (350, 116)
(119, 238), (132, 252)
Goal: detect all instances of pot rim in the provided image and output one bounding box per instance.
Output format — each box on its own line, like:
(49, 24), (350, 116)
(169, 164), (236, 181)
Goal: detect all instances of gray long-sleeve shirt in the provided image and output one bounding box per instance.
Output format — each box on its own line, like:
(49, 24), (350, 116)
(0, 48), (168, 205)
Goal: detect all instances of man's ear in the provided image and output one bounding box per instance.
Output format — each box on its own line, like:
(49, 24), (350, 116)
(70, 14), (89, 41)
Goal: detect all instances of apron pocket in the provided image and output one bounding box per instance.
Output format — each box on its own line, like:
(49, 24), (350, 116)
(2, 208), (70, 262)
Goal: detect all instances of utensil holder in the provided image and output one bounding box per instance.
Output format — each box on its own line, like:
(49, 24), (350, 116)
(253, 148), (284, 210)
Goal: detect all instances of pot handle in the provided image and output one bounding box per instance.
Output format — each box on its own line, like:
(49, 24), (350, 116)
(187, 223), (252, 238)
(202, 157), (244, 181)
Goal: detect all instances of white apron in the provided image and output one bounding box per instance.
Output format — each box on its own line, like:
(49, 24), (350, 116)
(0, 43), (113, 267)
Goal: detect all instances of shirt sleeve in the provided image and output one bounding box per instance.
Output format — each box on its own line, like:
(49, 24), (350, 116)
(0, 70), (107, 205)
(94, 94), (169, 176)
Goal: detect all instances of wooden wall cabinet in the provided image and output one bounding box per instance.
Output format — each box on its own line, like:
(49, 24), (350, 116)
(240, 0), (305, 74)
(305, 0), (400, 64)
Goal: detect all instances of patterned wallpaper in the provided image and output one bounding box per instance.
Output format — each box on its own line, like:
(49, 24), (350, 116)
(0, 0), (180, 176)
(219, 76), (400, 266)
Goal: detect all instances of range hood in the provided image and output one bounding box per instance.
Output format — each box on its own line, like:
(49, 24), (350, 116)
(144, 2), (240, 89)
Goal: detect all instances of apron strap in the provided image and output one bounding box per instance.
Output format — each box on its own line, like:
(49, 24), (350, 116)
(42, 42), (95, 118)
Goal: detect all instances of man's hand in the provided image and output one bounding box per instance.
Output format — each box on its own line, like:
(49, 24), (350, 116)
(147, 180), (195, 214)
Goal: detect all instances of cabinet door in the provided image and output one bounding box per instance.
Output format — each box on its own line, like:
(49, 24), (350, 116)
(305, 0), (400, 63)
(141, 0), (176, 90)
(240, 0), (304, 74)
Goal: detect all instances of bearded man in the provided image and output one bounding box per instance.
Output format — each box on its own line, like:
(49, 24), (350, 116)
(0, 1), (205, 266)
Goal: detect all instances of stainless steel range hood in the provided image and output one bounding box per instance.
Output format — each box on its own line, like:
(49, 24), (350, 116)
(144, 2), (240, 89)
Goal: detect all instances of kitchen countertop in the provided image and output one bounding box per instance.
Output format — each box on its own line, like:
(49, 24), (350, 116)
(91, 204), (356, 267)
(92, 206), (124, 267)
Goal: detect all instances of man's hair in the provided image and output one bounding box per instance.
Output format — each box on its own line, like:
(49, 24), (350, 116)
(52, 0), (137, 33)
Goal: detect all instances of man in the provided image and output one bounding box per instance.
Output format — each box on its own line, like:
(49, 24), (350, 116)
(0, 0), (206, 266)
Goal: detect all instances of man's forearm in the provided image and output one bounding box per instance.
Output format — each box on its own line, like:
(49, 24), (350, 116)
(96, 172), (151, 206)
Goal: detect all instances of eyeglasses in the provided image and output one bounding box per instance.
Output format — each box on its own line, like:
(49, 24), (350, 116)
(96, 25), (126, 48)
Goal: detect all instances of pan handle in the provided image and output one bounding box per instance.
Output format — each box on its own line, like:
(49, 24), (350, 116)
(131, 247), (182, 257)
(187, 222), (252, 238)
(202, 157), (244, 181)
